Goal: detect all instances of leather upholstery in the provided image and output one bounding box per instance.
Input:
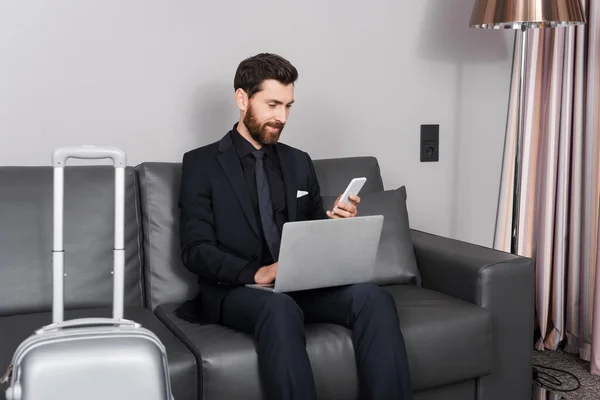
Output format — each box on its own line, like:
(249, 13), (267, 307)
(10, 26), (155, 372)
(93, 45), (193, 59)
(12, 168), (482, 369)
(312, 156), (384, 196)
(135, 163), (197, 310)
(156, 284), (491, 398)
(384, 285), (491, 390)
(156, 304), (358, 400)
(414, 379), (476, 400)
(323, 187), (421, 286)
(0, 307), (197, 400)
(411, 229), (535, 400)
(0, 166), (144, 316)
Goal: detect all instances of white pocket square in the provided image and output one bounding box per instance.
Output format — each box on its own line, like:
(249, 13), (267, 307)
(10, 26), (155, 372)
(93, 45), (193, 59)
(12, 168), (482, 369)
(296, 190), (308, 198)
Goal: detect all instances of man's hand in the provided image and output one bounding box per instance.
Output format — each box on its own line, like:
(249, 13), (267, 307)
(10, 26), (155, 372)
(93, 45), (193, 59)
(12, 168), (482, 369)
(254, 262), (278, 284)
(326, 194), (360, 219)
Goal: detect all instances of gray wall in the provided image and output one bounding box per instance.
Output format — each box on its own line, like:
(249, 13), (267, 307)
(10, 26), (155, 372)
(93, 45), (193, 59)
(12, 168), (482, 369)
(0, 0), (514, 247)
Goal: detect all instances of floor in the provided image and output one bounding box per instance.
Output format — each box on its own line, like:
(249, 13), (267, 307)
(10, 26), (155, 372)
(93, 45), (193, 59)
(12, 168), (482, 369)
(532, 349), (600, 399)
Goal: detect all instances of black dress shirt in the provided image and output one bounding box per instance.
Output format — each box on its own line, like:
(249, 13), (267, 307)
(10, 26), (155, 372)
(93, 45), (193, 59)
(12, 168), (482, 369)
(231, 126), (287, 266)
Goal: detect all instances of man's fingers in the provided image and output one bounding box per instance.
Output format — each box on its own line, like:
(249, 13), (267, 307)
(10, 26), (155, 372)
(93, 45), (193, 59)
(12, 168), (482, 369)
(332, 206), (351, 218)
(336, 201), (351, 211)
(259, 274), (275, 284)
(256, 273), (272, 284)
(335, 202), (356, 216)
(329, 197), (360, 218)
(327, 210), (341, 219)
(348, 194), (361, 205)
(255, 263), (278, 284)
(270, 263), (278, 279)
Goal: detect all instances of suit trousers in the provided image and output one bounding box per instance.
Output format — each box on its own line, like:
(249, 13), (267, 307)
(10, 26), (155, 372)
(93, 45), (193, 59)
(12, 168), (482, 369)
(220, 282), (413, 400)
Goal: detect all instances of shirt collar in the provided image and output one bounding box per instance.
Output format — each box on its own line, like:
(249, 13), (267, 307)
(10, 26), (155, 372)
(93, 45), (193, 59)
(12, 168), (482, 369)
(231, 123), (275, 159)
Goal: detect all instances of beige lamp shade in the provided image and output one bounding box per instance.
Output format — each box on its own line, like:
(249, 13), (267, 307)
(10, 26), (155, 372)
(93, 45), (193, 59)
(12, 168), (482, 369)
(470, 0), (586, 29)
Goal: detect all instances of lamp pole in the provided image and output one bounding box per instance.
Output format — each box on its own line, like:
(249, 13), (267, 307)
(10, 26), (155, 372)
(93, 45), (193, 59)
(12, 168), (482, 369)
(511, 24), (528, 255)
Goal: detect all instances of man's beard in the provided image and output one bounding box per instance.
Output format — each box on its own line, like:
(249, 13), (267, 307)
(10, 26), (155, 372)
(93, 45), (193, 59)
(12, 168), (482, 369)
(243, 104), (285, 145)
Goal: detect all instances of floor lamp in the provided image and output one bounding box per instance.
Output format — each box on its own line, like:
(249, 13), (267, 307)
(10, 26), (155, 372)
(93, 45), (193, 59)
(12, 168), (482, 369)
(469, 0), (586, 255)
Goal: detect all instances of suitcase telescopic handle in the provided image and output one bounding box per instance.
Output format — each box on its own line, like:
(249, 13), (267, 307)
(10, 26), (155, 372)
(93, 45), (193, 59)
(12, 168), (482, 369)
(52, 146), (127, 324)
(52, 145), (126, 167)
(37, 318), (140, 334)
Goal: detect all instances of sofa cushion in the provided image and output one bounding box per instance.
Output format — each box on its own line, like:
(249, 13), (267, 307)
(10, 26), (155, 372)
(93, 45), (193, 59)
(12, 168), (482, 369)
(312, 156), (384, 197)
(135, 163), (198, 310)
(414, 380), (476, 400)
(0, 166), (144, 316)
(156, 305), (359, 400)
(323, 187), (421, 286)
(0, 307), (197, 400)
(155, 285), (492, 399)
(385, 285), (492, 390)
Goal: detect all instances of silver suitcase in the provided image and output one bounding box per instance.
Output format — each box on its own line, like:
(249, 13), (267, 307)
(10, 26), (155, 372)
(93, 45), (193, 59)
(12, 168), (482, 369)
(1, 146), (173, 400)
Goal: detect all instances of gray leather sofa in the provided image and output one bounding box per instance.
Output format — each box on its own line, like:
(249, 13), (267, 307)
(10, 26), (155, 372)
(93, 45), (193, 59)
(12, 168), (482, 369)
(0, 156), (534, 400)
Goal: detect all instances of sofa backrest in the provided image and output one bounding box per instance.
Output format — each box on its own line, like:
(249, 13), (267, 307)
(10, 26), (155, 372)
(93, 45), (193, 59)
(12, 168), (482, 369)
(135, 162), (197, 310)
(0, 166), (144, 317)
(312, 156), (385, 196)
(136, 156), (385, 309)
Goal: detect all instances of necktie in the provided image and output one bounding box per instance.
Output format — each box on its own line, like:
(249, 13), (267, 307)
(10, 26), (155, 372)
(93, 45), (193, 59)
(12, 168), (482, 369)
(252, 150), (281, 261)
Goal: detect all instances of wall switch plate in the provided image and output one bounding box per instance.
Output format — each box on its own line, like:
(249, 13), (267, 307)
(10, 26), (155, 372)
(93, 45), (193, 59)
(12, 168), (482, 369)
(420, 124), (439, 162)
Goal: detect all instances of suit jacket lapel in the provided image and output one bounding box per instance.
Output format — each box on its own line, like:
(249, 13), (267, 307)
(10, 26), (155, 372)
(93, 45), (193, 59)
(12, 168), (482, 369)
(275, 144), (298, 222)
(217, 132), (260, 238)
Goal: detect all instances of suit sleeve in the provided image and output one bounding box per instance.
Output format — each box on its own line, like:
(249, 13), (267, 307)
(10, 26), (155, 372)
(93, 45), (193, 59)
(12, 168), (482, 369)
(304, 152), (328, 220)
(178, 153), (258, 285)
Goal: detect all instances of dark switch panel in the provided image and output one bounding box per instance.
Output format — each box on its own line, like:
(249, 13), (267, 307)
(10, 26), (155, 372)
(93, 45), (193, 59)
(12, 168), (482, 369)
(420, 124), (439, 162)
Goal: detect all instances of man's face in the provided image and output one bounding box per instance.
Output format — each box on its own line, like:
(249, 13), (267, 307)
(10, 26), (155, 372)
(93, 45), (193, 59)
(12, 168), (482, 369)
(243, 79), (295, 145)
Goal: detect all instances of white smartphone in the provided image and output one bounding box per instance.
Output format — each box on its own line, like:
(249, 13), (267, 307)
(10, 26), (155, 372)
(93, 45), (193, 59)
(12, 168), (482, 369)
(338, 177), (367, 205)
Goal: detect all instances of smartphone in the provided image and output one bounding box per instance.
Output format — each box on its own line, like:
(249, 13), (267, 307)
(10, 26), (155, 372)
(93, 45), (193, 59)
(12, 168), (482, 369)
(338, 177), (367, 205)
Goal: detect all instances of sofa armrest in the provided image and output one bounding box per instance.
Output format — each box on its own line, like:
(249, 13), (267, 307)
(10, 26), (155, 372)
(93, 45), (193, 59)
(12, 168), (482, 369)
(410, 229), (534, 400)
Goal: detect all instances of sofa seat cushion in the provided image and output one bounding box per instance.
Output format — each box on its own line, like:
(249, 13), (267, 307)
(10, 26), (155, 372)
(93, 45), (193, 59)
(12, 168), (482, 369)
(0, 307), (197, 400)
(156, 285), (491, 399)
(156, 305), (359, 400)
(386, 284), (493, 390)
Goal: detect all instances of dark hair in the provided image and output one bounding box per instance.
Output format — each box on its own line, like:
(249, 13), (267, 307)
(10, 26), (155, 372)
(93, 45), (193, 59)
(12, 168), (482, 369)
(234, 53), (298, 98)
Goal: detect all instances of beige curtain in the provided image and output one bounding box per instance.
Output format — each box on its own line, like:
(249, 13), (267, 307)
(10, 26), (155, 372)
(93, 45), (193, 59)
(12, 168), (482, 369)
(494, 0), (600, 375)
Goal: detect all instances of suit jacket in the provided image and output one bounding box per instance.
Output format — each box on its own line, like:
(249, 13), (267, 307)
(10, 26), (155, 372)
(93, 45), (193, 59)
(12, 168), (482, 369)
(176, 129), (327, 324)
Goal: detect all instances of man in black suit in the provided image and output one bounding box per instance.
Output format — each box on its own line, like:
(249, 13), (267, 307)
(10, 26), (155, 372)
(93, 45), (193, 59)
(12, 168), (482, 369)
(178, 53), (413, 400)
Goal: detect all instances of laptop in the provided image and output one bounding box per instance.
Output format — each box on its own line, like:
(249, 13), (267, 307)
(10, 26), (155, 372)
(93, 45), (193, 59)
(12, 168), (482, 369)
(246, 215), (384, 293)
